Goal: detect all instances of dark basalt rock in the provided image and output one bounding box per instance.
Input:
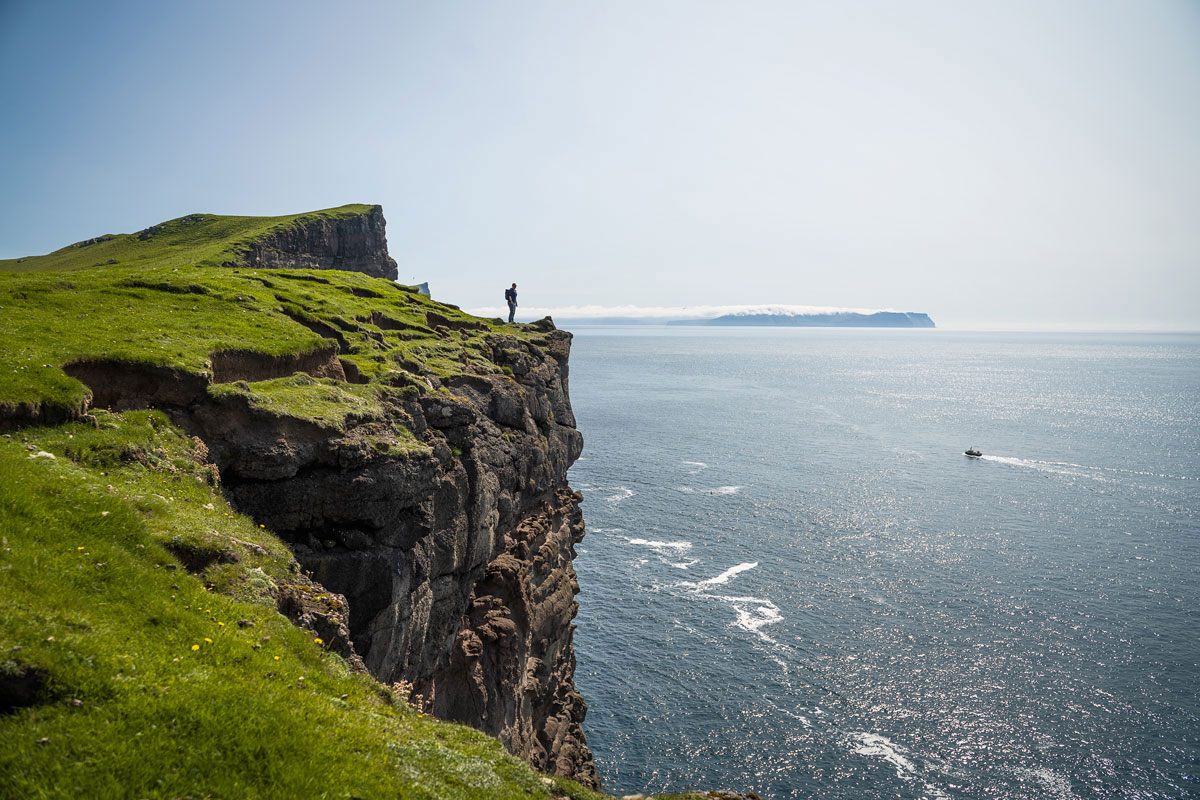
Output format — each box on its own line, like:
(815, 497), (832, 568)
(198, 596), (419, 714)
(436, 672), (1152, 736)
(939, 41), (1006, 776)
(70, 324), (598, 784)
(233, 205), (399, 280)
(200, 329), (594, 782)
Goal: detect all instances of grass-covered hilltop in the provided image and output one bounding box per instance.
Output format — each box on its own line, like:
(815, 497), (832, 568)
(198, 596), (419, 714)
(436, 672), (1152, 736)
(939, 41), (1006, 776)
(0, 205), (737, 800)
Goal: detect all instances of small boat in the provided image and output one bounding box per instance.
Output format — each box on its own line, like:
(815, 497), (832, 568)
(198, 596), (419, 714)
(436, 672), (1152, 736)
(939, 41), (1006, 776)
(964, 448), (982, 458)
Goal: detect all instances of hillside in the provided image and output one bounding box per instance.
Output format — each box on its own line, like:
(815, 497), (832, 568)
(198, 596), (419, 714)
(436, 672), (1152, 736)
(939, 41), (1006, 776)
(0, 206), (734, 799)
(0, 204), (398, 279)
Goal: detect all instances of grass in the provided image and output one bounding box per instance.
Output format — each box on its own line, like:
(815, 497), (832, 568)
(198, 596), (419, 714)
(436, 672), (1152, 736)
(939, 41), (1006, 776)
(0, 261), (549, 426)
(0, 206), (718, 799)
(0, 204), (379, 274)
(0, 413), (624, 799)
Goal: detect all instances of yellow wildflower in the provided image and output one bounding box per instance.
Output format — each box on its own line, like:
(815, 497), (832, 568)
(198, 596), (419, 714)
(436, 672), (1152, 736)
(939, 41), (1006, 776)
(314, 638), (323, 645)
(191, 644), (200, 651)
(204, 638), (212, 643)
(274, 656), (280, 661)
(217, 622), (225, 627)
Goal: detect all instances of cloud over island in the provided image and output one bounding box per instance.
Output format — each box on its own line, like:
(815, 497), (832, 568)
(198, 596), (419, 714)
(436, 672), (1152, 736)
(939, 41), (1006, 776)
(464, 303), (901, 321)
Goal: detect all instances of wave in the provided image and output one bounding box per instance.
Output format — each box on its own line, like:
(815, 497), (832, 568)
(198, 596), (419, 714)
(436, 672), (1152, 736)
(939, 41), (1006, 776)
(850, 733), (952, 799)
(627, 538), (692, 552)
(579, 485), (634, 503)
(724, 595), (784, 637)
(852, 732), (919, 780)
(626, 537), (696, 569)
(710, 485), (742, 495)
(696, 561), (758, 586)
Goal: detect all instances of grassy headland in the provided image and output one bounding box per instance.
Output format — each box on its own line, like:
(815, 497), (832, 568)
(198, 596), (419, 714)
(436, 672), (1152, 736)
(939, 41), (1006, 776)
(0, 206), (716, 798)
(0, 204), (378, 274)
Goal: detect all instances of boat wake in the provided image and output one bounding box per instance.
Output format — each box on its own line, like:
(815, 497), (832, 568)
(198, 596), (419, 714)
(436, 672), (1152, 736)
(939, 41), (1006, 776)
(979, 454), (1195, 483)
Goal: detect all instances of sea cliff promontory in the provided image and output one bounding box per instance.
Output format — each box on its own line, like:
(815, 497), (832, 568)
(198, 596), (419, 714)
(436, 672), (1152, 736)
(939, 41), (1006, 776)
(0, 205), (635, 797)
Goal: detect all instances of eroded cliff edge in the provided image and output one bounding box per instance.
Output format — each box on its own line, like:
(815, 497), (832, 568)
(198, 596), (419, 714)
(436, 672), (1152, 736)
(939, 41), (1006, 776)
(0, 214), (598, 787)
(193, 329), (597, 784)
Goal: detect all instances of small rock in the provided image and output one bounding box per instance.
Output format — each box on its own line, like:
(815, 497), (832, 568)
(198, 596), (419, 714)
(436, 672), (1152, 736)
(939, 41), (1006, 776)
(36, 737), (50, 745)
(236, 619), (253, 628)
(202, 503), (214, 510)
(29, 451), (55, 460)
(340, 694), (349, 700)
(71, 698), (83, 707)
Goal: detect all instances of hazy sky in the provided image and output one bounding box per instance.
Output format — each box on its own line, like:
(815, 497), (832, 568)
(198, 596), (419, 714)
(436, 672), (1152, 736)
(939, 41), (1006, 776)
(2, 1), (1198, 329)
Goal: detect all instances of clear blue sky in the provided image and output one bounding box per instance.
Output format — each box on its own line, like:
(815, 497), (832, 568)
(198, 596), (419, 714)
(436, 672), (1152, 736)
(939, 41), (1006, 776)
(2, 1), (1198, 329)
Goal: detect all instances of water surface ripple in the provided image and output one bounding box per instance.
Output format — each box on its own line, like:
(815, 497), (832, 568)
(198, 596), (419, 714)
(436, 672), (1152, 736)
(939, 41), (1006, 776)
(567, 329), (1199, 800)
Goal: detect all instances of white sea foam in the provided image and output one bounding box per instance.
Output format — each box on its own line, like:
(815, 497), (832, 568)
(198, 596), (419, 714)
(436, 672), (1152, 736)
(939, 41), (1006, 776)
(627, 538), (692, 552)
(710, 485), (742, 495)
(982, 455), (1195, 482)
(981, 454), (1127, 484)
(724, 595), (784, 641)
(851, 733), (918, 780)
(697, 561), (758, 586)
(682, 460), (708, 468)
(1012, 766), (1079, 800)
(591, 527), (625, 533)
(579, 486), (635, 503)
(676, 486), (696, 493)
(626, 537), (696, 569)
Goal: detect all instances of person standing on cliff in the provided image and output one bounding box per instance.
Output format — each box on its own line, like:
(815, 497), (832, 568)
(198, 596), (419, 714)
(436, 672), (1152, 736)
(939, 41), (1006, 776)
(505, 283), (518, 323)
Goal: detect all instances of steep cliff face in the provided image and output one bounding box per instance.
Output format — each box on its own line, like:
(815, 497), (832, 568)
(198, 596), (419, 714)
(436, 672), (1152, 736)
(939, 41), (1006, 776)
(168, 328), (593, 783)
(0, 211), (596, 786)
(233, 204), (399, 280)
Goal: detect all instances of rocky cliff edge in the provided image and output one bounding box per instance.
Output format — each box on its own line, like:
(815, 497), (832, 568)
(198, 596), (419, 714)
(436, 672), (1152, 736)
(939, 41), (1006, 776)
(0, 229), (595, 785)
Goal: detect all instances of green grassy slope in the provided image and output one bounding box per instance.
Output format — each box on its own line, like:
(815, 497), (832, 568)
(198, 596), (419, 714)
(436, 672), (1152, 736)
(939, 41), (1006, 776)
(0, 212), (717, 797)
(0, 413), (616, 800)
(0, 204), (375, 274)
(0, 262), (540, 425)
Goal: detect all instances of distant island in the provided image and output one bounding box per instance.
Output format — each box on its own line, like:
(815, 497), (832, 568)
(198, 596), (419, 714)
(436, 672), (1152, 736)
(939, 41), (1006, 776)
(668, 310), (935, 328)
(485, 304), (938, 329)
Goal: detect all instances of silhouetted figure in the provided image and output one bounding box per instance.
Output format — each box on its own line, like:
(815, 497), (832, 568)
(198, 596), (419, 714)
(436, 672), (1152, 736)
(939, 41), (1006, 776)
(505, 283), (518, 323)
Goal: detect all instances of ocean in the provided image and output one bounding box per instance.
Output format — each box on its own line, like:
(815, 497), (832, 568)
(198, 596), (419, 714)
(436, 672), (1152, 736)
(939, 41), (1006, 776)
(565, 328), (1200, 800)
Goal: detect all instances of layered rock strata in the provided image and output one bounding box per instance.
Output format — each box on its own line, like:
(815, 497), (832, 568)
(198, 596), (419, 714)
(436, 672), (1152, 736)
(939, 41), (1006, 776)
(232, 204), (399, 280)
(87, 328), (597, 783)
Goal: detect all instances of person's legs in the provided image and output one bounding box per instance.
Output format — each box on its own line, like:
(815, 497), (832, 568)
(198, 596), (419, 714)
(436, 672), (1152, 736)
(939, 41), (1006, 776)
(507, 302), (516, 323)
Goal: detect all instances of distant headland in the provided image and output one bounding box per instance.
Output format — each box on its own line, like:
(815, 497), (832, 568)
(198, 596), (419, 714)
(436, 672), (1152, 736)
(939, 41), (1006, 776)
(668, 310), (935, 328)
(500, 305), (938, 328)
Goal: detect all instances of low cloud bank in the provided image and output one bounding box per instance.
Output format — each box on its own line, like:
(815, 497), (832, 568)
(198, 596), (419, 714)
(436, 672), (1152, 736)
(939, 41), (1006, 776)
(465, 303), (899, 320)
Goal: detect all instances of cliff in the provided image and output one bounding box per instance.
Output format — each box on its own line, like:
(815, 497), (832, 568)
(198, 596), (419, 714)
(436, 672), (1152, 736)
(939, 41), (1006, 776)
(190, 324), (594, 783)
(0, 208), (607, 795)
(231, 204), (399, 279)
(0, 203), (398, 280)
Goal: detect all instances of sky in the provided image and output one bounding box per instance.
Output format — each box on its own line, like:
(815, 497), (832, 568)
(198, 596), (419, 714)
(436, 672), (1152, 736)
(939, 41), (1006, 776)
(1, 0), (1198, 330)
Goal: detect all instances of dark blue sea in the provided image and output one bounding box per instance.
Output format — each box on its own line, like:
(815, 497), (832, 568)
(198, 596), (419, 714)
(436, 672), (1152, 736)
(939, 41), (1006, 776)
(566, 328), (1200, 800)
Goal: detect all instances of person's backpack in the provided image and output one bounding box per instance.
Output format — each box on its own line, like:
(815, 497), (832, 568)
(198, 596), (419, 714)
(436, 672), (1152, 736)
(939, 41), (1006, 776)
(504, 287), (514, 303)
